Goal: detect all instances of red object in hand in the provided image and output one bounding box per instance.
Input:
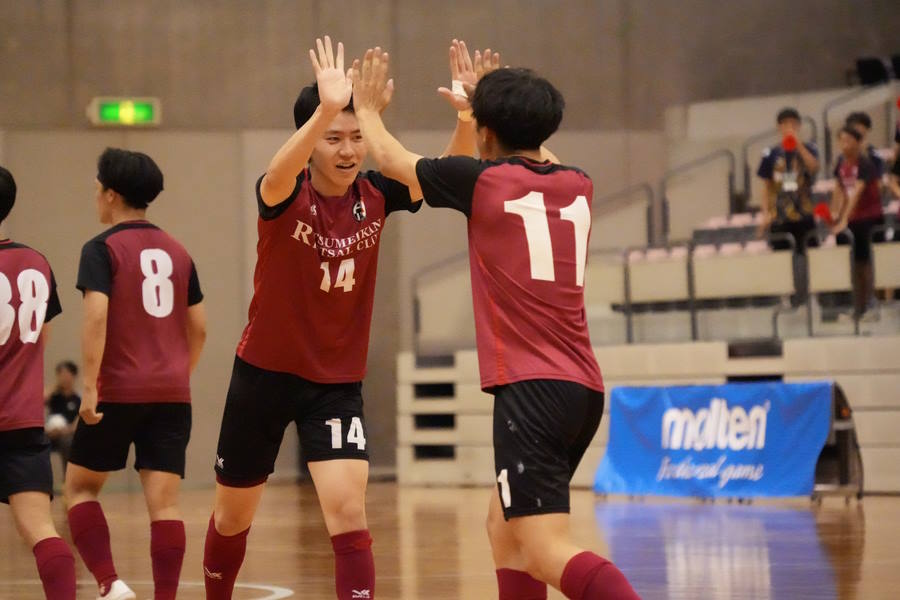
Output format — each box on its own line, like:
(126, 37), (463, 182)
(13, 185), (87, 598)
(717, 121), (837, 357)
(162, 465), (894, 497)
(782, 134), (798, 152)
(814, 203), (834, 225)
(896, 96), (900, 110)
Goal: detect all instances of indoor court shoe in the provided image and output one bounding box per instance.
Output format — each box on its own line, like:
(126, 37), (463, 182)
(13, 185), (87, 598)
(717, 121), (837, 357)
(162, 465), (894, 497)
(97, 579), (136, 600)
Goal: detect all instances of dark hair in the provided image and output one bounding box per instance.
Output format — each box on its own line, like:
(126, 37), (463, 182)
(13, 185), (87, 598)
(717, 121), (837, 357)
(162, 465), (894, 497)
(97, 148), (164, 209)
(845, 111), (872, 130)
(0, 166), (15, 225)
(293, 82), (354, 129)
(839, 125), (862, 142)
(471, 68), (565, 151)
(776, 107), (801, 124)
(55, 360), (79, 376)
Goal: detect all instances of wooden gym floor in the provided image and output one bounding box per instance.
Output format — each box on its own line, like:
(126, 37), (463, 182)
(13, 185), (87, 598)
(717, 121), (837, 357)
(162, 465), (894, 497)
(1, 482), (897, 599)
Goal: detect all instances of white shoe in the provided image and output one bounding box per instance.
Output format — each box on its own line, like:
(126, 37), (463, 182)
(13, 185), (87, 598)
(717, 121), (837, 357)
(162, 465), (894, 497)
(98, 579), (136, 600)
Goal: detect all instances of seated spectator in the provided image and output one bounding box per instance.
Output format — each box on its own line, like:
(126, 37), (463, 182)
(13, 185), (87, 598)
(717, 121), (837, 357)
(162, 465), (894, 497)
(831, 126), (883, 317)
(44, 360), (80, 471)
(845, 111), (885, 177)
(758, 107), (820, 303)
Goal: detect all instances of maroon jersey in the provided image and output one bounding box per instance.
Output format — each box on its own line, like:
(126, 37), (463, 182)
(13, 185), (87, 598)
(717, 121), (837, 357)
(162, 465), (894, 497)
(77, 221), (203, 403)
(834, 155), (882, 222)
(416, 156), (604, 392)
(237, 169), (419, 382)
(0, 240), (62, 431)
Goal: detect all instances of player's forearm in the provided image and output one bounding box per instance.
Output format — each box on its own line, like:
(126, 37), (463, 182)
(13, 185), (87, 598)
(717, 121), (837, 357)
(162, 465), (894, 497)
(441, 119), (477, 158)
(356, 109), (422, 189)
(263, 105), (341, 203)
(81, 312), (106, 392)
(761, 182), (775, 214)
(186, 304), (207, 373)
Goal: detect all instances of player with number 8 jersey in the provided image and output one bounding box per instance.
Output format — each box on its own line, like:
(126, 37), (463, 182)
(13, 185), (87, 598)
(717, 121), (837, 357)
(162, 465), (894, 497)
(65, 148), (207, 600)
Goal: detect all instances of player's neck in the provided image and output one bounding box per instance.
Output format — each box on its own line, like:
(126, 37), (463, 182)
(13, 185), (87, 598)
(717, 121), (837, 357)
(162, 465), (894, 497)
(110, 207), (148, 226)
(499, 149), (543, 162)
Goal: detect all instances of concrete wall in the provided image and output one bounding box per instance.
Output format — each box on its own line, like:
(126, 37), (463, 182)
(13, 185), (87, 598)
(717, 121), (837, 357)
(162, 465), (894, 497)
(2, 1), (898, 131)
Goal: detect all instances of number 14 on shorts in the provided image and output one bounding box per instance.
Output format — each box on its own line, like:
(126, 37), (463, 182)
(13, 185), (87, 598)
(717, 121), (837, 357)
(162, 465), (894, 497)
(326, 417), (366, 450)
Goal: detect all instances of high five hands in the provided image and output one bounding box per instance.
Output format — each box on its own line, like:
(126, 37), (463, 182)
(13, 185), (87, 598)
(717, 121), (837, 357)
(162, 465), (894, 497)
(308, 36), (353, 113)
(437, 39), (502, 111)
(351, 47), (395, 114)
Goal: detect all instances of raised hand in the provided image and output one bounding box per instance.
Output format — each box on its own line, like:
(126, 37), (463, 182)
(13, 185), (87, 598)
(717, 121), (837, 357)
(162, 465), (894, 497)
(437, 39), (502, 111)
(309, 35), (352, 112)
(351, 47), (394, 114)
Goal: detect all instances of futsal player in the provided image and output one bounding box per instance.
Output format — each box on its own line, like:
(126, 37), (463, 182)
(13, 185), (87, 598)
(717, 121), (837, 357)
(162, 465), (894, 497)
(64, 148), (207, 600)
(202, 36), (431, 600)
(0, 166), (77, 600)
(351, 50), (640, 599)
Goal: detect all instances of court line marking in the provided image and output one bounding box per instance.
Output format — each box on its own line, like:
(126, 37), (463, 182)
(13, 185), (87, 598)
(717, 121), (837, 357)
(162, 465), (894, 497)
(3, 580), (293, 599)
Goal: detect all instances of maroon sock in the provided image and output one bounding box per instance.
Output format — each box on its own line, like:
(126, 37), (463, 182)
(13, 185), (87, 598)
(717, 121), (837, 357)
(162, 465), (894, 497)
(203, 515), (249, 600)
(33, 537), (77, 600)
(560, 551), (640, 600)
(496, 568), (547, 599)
(67, 501), (118, 593)
(151, 520), (185, 600)
(331, 529), (375, 600)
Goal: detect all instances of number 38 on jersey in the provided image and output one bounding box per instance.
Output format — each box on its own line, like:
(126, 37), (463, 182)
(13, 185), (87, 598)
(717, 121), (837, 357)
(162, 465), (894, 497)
(0, 269), (50, 345)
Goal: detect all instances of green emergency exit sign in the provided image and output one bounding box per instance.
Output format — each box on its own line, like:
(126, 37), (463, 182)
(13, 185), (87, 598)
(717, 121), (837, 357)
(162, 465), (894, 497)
(87, 97), (161, 127)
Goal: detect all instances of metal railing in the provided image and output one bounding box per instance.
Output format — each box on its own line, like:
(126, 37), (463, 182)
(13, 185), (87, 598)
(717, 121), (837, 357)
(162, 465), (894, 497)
(593, 182), (655, 247)
(659, 149), (736, 244)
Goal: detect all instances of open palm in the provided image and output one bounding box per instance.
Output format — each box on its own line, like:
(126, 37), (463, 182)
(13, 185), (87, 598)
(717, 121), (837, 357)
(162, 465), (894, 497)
(309, 36), (352, 111)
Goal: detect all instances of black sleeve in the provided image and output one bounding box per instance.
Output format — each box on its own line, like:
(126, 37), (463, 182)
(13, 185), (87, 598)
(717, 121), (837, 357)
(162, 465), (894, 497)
(858, 158), (878, 183)
(415, 156), (485, 217)
(895, 123), (900, 145)
(76, 239), (113, 296)
(365, 171), (422, 216)
(187, 260), (204, 306)
(256, 171), (306, 221)
(804, 142), (819, 159)
(45, 269), (62, 323)
(756, 150), (774, 179)
(892, 155), (900, 178)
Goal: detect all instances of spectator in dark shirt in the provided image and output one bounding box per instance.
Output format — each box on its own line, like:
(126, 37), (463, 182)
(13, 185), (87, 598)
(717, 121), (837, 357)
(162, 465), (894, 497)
(831, 126), (883, 316)
(44, 360), (80, 470)
(757, 107), (821, 303)
(845, 111), (885, 177)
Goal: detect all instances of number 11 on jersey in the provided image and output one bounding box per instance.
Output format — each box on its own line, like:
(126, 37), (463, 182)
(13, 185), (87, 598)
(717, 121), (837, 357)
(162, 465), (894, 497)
(504, 192), (590, 286)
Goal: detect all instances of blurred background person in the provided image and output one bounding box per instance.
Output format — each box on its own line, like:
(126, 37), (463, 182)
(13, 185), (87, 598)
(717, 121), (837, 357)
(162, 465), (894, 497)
(44, 361), (80, 472)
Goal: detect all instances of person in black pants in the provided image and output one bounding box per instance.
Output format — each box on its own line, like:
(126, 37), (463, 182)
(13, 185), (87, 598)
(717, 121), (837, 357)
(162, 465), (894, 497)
(757, 107), (821, 304)
(44, 361), (80, 472)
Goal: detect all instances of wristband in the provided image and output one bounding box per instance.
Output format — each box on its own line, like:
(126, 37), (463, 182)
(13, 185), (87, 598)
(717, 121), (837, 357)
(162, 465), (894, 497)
(457, 109), (474, 122)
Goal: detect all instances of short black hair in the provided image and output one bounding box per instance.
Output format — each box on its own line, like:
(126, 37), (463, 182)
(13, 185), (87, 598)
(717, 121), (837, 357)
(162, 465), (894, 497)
(839, 125), (862, 142)
(0, 166), (15, 225)
(776, 107), (801, 124)
(97, 148), (164, 209)
(293, 82), (354, 129)
(471, 68), (565, 151)
(55, 360), (79, 376)
(845, 111), (872, 130)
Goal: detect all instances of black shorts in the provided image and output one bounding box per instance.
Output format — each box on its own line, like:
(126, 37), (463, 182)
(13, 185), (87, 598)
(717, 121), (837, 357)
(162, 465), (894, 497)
(493, 380), (604, 520)
(838, 216), (884, 263)
(215, 356), (369, 486)
(0, 428), (54, 503)
(69, 403), (191, 477)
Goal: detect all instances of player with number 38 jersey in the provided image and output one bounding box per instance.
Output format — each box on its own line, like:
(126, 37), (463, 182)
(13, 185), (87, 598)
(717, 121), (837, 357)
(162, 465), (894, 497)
(64, 148), (206, 600)
(0, 165), (78, 600)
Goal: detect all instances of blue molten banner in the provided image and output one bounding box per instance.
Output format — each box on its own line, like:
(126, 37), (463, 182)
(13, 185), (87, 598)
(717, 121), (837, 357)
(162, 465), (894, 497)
(594, 382), (833, 498)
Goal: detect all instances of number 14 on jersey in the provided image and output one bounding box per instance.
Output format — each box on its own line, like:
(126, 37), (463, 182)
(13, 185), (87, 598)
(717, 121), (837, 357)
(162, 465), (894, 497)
(319, 259), (356, 293)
